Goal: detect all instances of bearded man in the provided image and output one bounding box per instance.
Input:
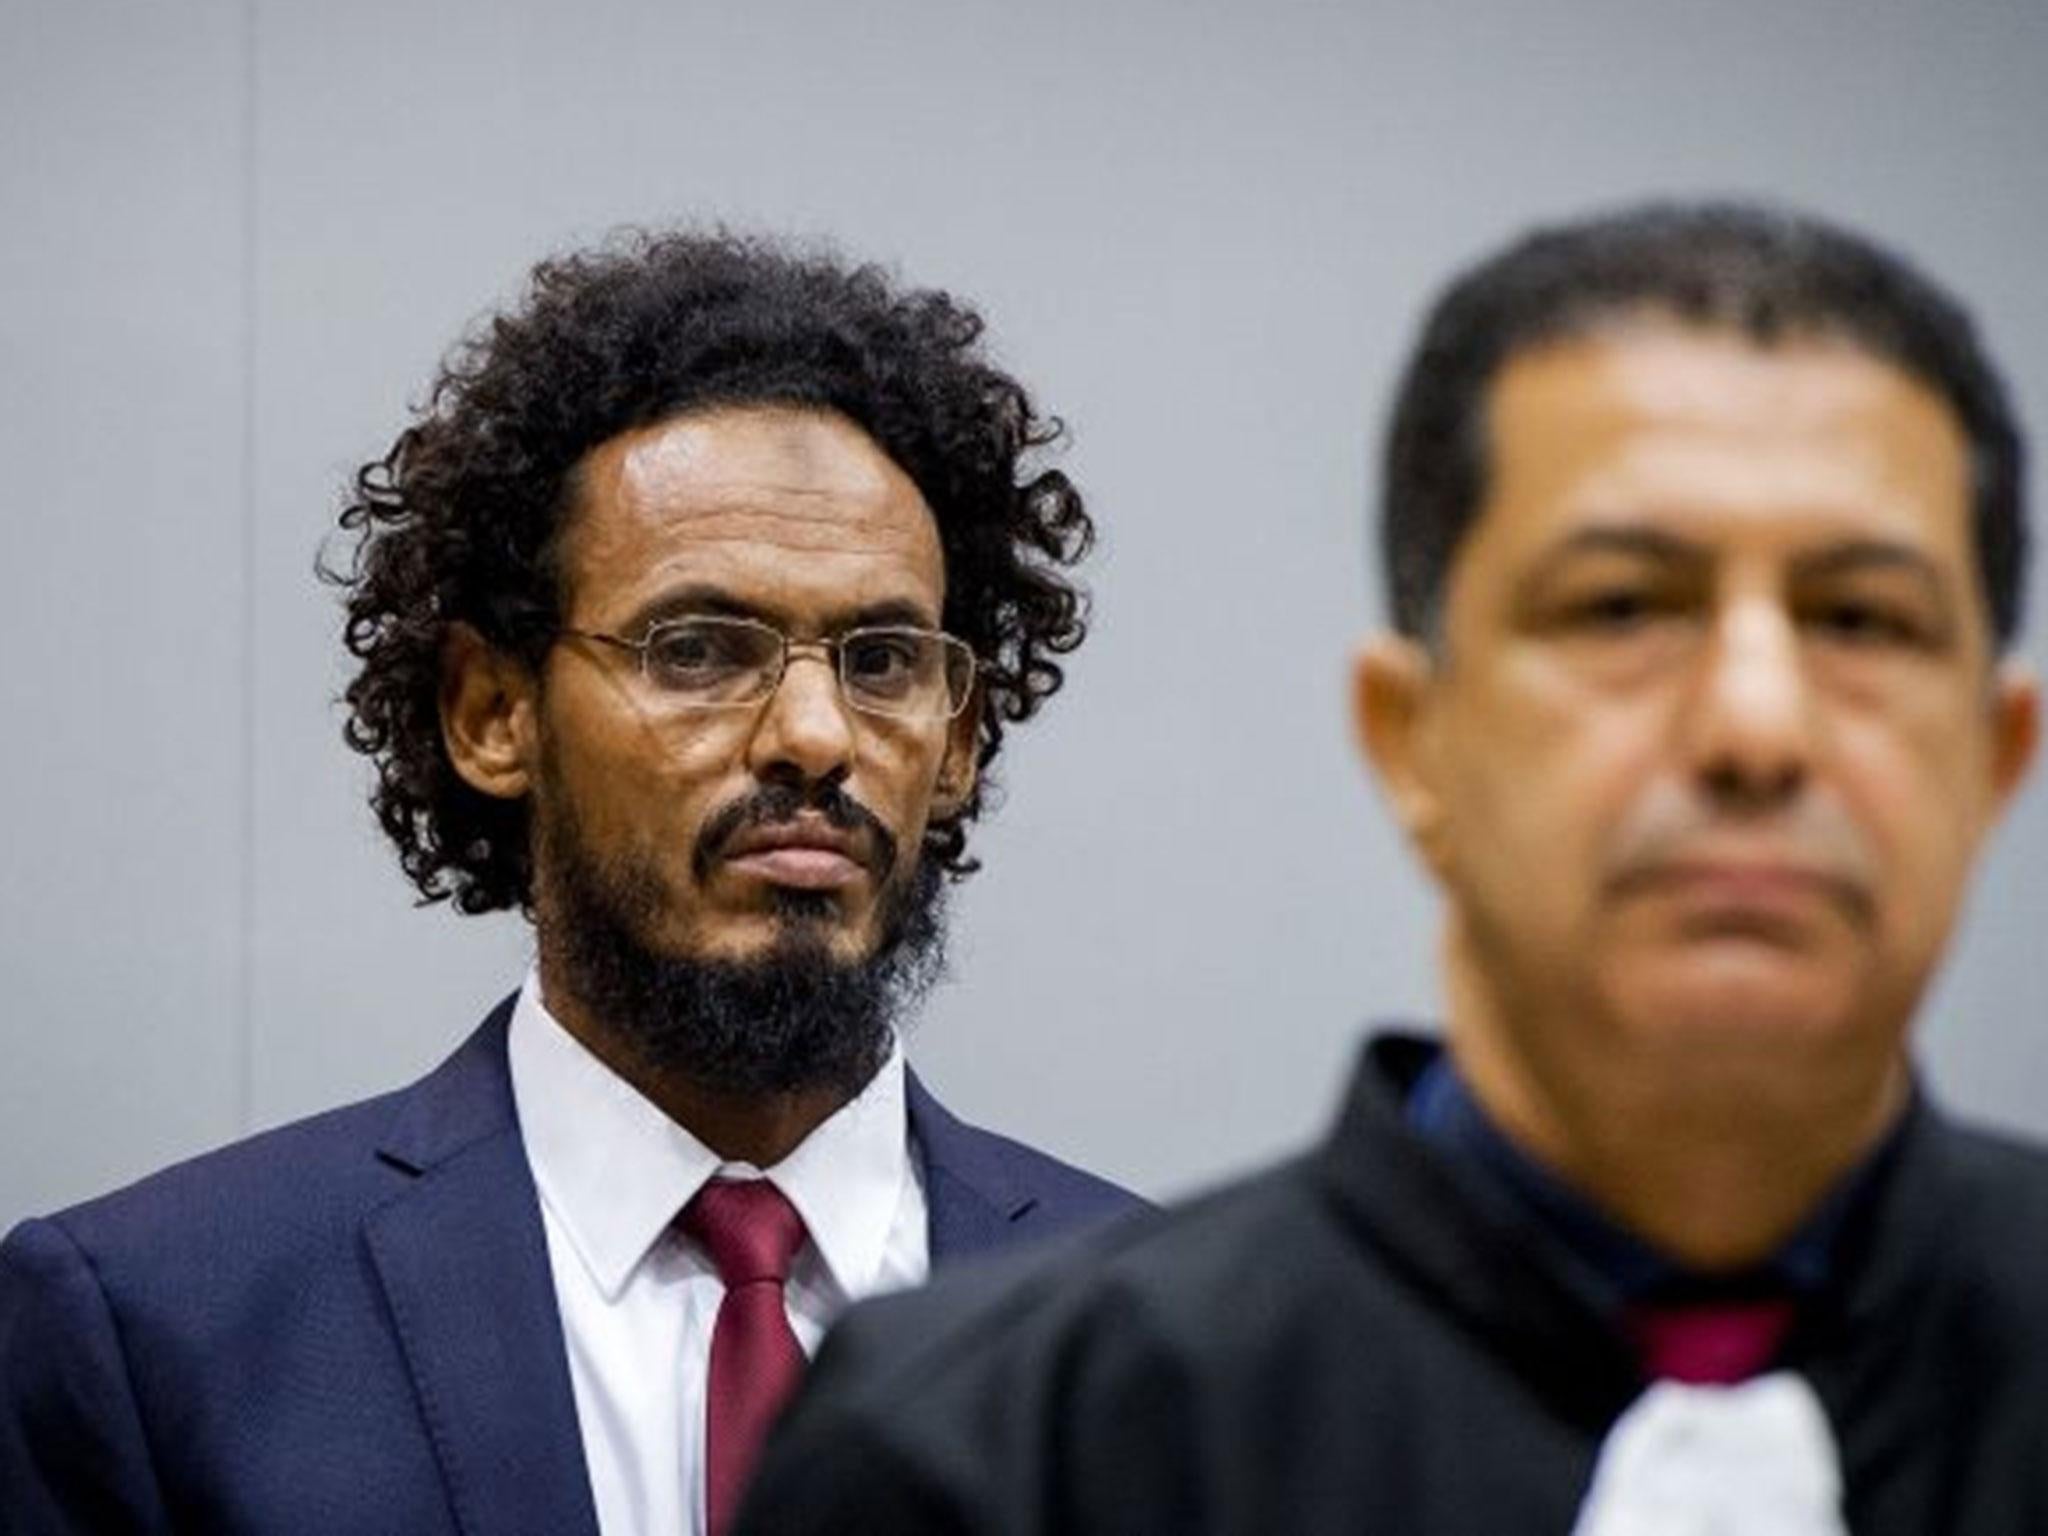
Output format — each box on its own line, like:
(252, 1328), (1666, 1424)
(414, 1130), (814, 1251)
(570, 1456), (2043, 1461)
(0, 231), (1138, 1536)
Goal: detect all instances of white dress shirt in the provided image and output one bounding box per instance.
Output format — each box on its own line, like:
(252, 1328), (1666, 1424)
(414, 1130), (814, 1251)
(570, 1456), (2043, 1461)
(507, 971), (930, 1536)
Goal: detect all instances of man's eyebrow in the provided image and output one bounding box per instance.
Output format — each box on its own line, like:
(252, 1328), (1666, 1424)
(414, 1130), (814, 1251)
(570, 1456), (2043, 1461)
(1521, 525), (1706, 585)
(618, 586), (940, 635)
(619, 586), (759, 633)
(1793, 538), (1951, 595)
(842, 597), (940, 630)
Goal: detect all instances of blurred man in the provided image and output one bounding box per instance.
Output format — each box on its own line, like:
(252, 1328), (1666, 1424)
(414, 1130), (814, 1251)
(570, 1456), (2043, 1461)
(0, 232), (1137, 1535)
(737, 202), (2043, 1534)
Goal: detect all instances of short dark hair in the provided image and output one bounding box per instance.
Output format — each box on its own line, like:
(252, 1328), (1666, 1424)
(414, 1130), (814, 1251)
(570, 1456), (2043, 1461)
(1381, 200), (2028, 648)
(327, 230), (1093, 914)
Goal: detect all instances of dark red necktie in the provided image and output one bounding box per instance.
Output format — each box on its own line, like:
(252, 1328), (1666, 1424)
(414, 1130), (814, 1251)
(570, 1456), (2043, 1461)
(681, 1179), (810, 1536)
(1628, 1296), (1797, 1385)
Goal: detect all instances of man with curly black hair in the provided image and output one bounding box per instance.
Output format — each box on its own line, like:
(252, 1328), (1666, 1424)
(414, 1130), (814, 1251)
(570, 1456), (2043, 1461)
(0, 231), (1139, 1536)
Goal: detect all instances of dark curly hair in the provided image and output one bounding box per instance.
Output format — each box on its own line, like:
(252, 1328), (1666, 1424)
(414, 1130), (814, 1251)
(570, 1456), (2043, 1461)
(1383, 199), (2028, 650)
(326, 229), (1093, 914)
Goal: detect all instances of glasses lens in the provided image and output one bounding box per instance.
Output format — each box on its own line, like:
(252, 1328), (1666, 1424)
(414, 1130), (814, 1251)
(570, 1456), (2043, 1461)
(642, 619), (781, 704)
(840, 629), (972, 719)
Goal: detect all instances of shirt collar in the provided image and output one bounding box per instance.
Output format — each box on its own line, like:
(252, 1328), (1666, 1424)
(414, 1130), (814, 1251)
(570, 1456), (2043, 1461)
(768, 1035), (914, 1304)
(507, 967), (915, 1303)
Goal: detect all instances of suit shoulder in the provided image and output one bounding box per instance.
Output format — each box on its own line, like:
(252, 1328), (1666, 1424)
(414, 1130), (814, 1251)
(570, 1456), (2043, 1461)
(825, 1153), (1329, 1403)
(22, 1008), (515, 1270)
(9, 1026), (512, 1308)
(1935, 1114), (2048, 1184)
(37, 1085), (409, 1250)
(907, 1075), (1148, 1222)
(1922, 1113), (2048, 1278)
(947, 1118), (1147, 1216)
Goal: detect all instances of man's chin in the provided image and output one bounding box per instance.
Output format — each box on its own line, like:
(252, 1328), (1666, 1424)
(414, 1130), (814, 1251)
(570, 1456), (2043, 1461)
(1600, 949), (1875, 1056)
(679, 906), (882, 971)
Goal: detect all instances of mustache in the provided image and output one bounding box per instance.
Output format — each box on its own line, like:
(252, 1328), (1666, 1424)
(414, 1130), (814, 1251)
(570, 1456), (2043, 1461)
(692, 781), (900, 884)
(1601, 781), (1879, 924)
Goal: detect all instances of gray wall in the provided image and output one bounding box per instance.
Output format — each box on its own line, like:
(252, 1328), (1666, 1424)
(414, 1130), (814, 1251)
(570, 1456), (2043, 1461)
(5, 0), (2045, 1224)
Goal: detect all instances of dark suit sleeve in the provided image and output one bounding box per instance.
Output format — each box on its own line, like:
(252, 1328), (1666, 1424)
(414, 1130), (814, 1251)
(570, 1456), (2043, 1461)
(735, 1267), (1204, 1536)
(0, 1218), (174, 1535)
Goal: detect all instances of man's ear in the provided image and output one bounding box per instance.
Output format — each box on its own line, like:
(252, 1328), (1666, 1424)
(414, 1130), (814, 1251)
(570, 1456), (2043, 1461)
(441, 623), (540, 801)
(930, 684), (982, 819)
(1986, 661), (2041, 820)
(1353, 632), (1452, 881)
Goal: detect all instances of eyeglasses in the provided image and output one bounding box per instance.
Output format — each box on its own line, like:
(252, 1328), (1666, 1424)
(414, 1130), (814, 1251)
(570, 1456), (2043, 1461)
(559, 615), (978, 721)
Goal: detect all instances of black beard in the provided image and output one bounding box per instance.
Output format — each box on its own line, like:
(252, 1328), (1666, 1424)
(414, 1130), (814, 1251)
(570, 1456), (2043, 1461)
(533, 783), (949, 1101)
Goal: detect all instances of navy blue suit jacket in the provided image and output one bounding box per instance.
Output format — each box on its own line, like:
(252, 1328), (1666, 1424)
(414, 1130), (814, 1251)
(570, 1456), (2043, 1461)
(0, 999), (1139, 1535)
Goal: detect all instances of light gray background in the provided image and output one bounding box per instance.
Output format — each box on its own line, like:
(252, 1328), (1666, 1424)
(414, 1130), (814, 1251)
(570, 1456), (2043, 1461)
(5, 0), (2045, 1226)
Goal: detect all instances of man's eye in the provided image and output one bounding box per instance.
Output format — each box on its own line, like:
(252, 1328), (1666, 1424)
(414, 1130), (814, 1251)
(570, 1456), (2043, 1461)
(648, 625), (752, 675)
(1563, 588), (1672, 631)
(844, 635), (922, 680)
(1809, 600), (1928, 648)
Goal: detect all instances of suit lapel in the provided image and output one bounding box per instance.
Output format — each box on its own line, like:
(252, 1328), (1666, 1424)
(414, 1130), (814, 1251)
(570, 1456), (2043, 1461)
(363, 1002), (601, 1536)
(906, 1070), (1042, 1265)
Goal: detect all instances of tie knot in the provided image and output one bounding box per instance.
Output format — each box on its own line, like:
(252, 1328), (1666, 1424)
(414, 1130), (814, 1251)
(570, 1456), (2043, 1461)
(1628, 1296), (1797, 1385)
(682, 1179), (808, 1288)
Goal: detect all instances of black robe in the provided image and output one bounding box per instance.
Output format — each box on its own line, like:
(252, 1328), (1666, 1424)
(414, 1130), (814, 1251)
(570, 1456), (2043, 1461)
(737, 1036), (2048, 1535)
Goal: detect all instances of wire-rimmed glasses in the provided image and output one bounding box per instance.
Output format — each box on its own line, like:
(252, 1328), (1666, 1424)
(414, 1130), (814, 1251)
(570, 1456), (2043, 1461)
(560, 615), (977, 722)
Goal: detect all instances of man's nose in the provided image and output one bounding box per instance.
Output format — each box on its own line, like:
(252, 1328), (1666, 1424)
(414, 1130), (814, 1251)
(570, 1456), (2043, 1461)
(746, 646), (857, 787)
(1682, 599), (1817, 811)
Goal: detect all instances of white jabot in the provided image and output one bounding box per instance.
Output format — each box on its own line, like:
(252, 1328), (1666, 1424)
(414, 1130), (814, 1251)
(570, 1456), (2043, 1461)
(506, 969), (929, 1536)
(1571, 1372), (1849, 1536)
